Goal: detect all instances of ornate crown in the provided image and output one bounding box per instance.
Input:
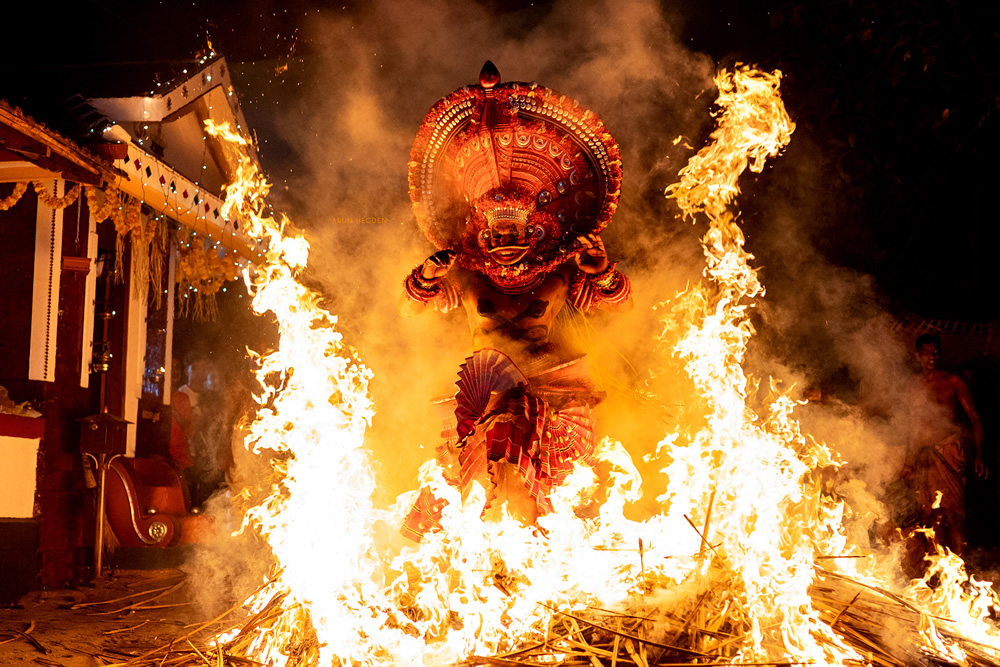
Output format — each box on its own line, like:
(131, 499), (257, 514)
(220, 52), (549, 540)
(485, 207), (530, 225)
(408, 61), (623, 275)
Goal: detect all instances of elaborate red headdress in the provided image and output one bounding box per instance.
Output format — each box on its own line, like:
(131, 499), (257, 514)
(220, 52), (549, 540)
(409, 61), (622, 290)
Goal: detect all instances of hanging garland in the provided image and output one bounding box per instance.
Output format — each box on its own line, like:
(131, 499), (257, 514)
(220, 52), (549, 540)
(84, 183), (117, 222)
(2, 179), (167, 301)
(0, 182), (28, 211)
(106, 187), (140, 280)
(0, 179), (249, 320)
(0, 180), (81, 211)
(33, 180), (80, 209)
(175, 231), (240, 321)
(3, 179), (237, 317)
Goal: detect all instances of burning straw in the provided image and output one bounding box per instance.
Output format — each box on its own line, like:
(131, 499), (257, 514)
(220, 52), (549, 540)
(113, 68), (999, 666)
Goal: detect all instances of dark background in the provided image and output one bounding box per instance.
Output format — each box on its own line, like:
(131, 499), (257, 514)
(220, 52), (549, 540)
(2, 0), (998, 320)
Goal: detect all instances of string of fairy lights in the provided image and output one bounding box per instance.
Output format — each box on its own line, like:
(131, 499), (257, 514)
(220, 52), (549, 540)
(1, 172), (251, 323)
(0, 53), (267, 319)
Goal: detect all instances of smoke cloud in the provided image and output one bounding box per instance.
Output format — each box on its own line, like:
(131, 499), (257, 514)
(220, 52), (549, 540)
(264, 0), (718, 507)
(184, 0), (979, 611)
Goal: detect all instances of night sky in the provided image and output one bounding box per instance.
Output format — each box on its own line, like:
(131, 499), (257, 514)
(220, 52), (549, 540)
(3, 0), (998, 322)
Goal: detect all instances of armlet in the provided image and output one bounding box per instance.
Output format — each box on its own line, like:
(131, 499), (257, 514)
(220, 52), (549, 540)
(569, 262), (631, 312)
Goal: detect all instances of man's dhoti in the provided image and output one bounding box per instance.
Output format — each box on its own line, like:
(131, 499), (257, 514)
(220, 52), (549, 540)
(914, 434), (967, 552)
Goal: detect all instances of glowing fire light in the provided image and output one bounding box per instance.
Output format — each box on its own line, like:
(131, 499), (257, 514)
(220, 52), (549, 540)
(660, 66), (856, 663)
(204, 119), (383, 665)
(202, 65), (998, 667)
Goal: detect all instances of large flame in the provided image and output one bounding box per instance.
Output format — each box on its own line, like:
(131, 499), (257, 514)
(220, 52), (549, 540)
(203, 66), (998, 666)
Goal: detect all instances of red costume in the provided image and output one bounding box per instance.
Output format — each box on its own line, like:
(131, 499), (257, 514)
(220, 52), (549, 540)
(401, 62), (630, 540)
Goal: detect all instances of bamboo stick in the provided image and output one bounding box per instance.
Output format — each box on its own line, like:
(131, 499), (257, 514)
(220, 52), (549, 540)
(612, 616), (621, 667)
(0, 620), (36, 647)
(700, 488), (717, 561)
(89, 582), (188, 615)
(73, 582), (185, 610)
(103, 620), (152, 635)
(185, 639), (211, 665)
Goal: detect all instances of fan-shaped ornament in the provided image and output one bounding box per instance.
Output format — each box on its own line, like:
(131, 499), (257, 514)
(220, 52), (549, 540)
(454, 348), (529, 440)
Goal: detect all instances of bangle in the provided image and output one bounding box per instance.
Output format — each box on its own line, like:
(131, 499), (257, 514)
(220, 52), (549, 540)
(413, 266), (441, 289)
(405, 266), (442, 303)
(599, 271), (630, 303)
(591, 261), (619, 290)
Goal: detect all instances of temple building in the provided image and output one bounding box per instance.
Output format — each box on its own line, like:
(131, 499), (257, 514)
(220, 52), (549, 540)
(0, 55), (261, 600)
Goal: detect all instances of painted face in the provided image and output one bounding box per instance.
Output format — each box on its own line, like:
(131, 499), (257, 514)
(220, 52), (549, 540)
(485, 218), (531, 264)
(472, 186), (539, 266)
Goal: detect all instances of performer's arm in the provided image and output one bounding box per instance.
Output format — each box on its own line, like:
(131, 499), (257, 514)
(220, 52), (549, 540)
(955, 376), (987, 479)
(568, 233), (633, 313)
(399, 249), (460, 316)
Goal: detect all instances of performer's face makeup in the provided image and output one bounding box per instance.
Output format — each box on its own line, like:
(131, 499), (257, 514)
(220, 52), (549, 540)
(474, 187), (536, 265)
(486, 219), (531, 264)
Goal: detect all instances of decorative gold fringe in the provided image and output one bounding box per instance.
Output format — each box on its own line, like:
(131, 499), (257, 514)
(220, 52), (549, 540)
(148, 217), (166, 309)
(177, 291), (222, 322)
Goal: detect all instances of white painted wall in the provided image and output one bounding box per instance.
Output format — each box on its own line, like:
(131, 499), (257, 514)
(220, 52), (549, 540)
(0, 435), (40, 518)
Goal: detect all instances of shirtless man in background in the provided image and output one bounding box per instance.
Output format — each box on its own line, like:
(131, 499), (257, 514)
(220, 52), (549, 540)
(905, 333), (986, 555)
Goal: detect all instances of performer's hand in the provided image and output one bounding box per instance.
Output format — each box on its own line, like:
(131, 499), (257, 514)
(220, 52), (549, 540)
(572, 233), (609, 274)
(420, 248), (457, 280)
(974, 455), (988, 479)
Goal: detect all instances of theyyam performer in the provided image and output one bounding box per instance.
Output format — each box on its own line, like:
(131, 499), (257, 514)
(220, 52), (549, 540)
(400, 61), (632, 540)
